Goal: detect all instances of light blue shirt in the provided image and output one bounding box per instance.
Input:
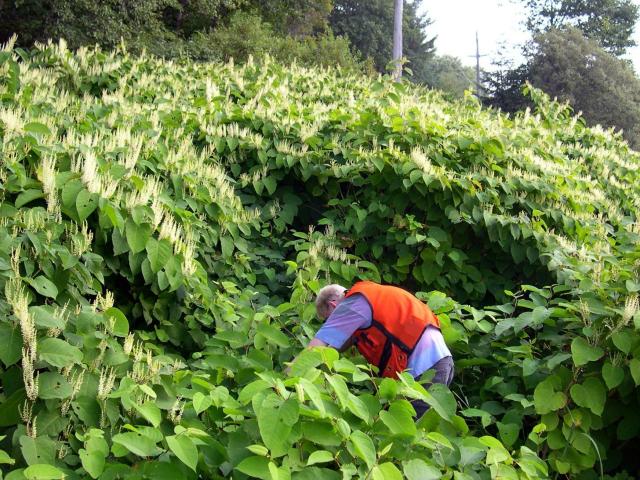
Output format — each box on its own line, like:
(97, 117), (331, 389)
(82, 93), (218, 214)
(314, 294), (451, 377)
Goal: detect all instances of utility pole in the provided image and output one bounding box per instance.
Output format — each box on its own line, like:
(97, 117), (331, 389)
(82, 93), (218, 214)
(469, 31), (488, 97)
(393, 0), (403, 80)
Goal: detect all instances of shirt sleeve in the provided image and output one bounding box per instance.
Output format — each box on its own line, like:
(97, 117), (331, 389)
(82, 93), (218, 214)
(314, 294), (372, 349)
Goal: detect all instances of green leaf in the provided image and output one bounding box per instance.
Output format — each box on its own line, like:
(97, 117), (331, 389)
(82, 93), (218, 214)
(379, 401), (416, 438)
(80, 449), (106, 479)
(38, 372), (73, 399)
(19, 435), (56, 466)
(403, 459), (441, 480)
(192, 392), (212, 414)
(76, 189), (99, 221)
(570, 378), (606, 416)
(0, 323), (22, 367)
(166, 434), (198, 472)
(0, 449), (15, 465)
(307, 450), (334, 465)
(126, 219), (152, 254)
(15, 189), (44, 208)
(602, 361), (624, 389)
(236, 456), (270, 479)
(24, 122), (52, 136)
(612, 331), (633, 354)
(533, 376), (566, 414)
(112, 432), (161, 457)
(630, 358), (640, 386)
(348, 431), (376, 469)
(256, 323), (290, 347)
(146, 237), (172, 273)
(23, 464), (65, 480)
(104, 307), (128, 337)
(134, 401), (162, 427)
(371, 463), (402, 480)
(571, 337), (604, 366)
(38, 337), (83, 368)
(26, 276), (58, 299)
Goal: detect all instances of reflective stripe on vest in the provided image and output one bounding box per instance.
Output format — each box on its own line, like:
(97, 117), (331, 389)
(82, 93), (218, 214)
(345, 281), (440, 378)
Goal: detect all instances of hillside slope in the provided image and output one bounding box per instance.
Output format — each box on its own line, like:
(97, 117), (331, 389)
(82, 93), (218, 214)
(1, 39), (640, 478)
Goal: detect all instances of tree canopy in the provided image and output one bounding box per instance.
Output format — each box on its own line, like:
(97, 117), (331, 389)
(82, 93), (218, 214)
(329, 0), (435, 78)
(519, 0), (639, 55)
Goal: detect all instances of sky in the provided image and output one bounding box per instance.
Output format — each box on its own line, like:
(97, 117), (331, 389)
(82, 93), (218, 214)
(420, 0), (640, 72)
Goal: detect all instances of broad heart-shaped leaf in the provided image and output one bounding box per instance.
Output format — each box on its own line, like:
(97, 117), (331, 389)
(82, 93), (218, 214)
(371, 462), (403, 480)
(256, 322), (290, 347)
(571, 337), (604, 366)
(19, 435), (56, 466)
(126, 218), (152, 254)
(146, 237), (172, 273)
(570, 377), (606, 416)
(612, 331), (633, 354)
(80, 449), (106, 479)
(348, 430), (376, 469)
(192, 392), (212, 414)
(0, 323), (22, 367)
(23, 464), (65, 480)
(256, 396), (299, 458)
(38, 372), (73, 399)
(403, 459), (442, 480)
(533, 376), (567, 414)
(306, 450), (334, 465)
(15, 189), (44, 208)
(134, 401), (162, 427)
(79, 434), (109, 479)
(76, 189), (99, 221)
(166, 434), (198, 472)
(602, 361), (625, 390)
(235, 455), (270, 479)
(104, 307), (129, 337)
(25, 276), (58, 299)
(112, 432), (161, 457)
(379, 401), (417, 438)
(629, 358), (640, 386)
(38, 337), (83, 368)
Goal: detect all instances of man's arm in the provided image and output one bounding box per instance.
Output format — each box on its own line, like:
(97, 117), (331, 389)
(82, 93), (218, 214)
(308, 337), (328, 348)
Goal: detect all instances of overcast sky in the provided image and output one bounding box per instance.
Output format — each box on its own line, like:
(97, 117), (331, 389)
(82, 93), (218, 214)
(420, 0), (640, 72)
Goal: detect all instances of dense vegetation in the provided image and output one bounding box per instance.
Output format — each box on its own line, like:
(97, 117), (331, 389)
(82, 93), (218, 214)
(1, 38), (640, 479)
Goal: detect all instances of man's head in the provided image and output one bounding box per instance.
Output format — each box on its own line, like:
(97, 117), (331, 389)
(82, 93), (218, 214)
(315, 284), (347, 320)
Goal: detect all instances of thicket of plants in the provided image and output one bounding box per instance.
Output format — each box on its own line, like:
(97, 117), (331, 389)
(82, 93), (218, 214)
(0, 38), (639, 479)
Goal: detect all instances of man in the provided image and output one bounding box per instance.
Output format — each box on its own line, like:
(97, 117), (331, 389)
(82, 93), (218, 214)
(306, 280), (453, 418)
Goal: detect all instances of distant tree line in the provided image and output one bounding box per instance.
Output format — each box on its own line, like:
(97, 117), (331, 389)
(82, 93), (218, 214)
(485, 0), (640, 148)
(0, 0), (480, 98)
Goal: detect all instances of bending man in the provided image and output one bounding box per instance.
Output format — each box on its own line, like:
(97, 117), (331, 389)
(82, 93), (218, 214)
(308, 280), (454, 418)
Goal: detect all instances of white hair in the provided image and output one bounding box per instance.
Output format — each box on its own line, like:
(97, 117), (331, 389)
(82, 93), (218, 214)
(315, 284), (346, 319)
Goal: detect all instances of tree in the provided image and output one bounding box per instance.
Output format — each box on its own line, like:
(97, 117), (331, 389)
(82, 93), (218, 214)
(329, 0), (434, 78)
(519, 0), (639, 55)
(487, 27), (640, 148)
(421, 55), (477, 99)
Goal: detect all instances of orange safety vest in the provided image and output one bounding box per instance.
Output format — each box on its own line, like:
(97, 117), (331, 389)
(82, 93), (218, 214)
(345, 281), (440, 378)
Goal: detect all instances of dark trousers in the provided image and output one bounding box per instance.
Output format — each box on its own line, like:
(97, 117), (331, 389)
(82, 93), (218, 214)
(411, 356), (455, 418)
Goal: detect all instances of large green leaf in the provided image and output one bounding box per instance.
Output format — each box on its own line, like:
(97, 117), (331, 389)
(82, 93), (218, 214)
(134, 401), (162, 428)
(146, 237), (172, 273)
(25, 276), (58, 299)
(23, 464), (65, 480)
(571, 337), (604, 366)
(125, 219), (152, 254)
(38, 372), (73, 399)
(348, 431), (376, 469)
(19, 436), (56, 466)
(379, 401), (416, 438)
(371, 462), (403, 480)
(570, 378), (606, 415)
(235, 455), (270, 479)
(0, 323), (22, 367)
(534, 376), (566, 414)
(403, 459), (441, 480)
(76, 189), (99, 221)
(38, 337), (83, 368)
(112, 432), (161, 457)
(166, 434), (198, 472)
